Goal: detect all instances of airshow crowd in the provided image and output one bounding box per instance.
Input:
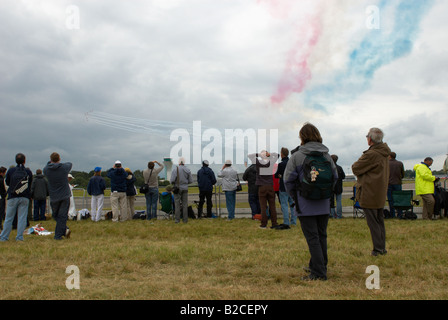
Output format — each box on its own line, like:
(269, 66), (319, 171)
(0, 123), (443, 281)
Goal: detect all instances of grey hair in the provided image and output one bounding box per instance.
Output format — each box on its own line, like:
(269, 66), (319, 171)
(367, 128), (384, 144)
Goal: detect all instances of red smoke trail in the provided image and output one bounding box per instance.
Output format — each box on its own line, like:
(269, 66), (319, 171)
(258, 0), (322, 105)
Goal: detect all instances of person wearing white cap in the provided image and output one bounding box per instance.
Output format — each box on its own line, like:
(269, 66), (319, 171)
(107, 160), (128, 222)
(218, 160), (239, 220)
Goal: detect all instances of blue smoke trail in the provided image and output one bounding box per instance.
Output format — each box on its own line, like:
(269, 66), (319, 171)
(304, 0), (435, 109)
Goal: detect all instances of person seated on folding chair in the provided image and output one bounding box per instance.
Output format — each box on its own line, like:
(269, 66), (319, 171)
(159, 185), (175, 219)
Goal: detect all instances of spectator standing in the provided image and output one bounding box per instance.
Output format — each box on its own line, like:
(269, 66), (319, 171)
(0, 154), (33, 242)
(107, 160), (128, 222)
(284, 123), (337, 280)
(87, 167), (106, 222)
(248, 151), (279, 229)
(68, 174), (76, 220)
(30, 169), (49, 221)
(275, 147), (296, 226)
(170, 158), (193, 223)
(414, 157), (438, 220)
(352, 128), (391, 256)
(388, 152), (405, 218)
(143, 161), (164, 220)
(243, 160), (260, 220)
(218, 160), (239, 220)
(125, 167), (137, 221)
(43, 152), (72, 240)
(0, 167), (8, 230)
(330, 155), (346, 219)
(197, 160), (217, 218)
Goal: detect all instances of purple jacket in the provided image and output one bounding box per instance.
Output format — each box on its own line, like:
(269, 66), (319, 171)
(283, 142), (338, 217)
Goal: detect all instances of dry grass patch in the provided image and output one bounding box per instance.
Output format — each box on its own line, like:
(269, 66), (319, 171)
(1, 217), (447, 300)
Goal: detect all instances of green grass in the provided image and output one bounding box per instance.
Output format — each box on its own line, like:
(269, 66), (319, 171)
(1, 217), (447, 300)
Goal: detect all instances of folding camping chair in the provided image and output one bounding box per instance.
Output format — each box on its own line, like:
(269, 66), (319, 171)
(159, 192), (174, 220)
(351, 186), (365, 218)
(391, 190), (419, 220)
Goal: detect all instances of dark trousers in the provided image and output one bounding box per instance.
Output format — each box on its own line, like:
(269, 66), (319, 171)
(198, 190), (213, 218)
(364, 208), (386, 254)
(259, 185), (278, 227)
(298, 214), (329, 279)
(248, 192), (261, 216)
(33, 199), (47, 221)
(51, 198), (70, 240)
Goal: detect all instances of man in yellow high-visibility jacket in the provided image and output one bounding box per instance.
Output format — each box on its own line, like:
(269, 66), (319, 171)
(414, 157), (439, 220)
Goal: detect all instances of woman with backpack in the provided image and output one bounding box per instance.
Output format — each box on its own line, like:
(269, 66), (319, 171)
(284, 123), (338, 281)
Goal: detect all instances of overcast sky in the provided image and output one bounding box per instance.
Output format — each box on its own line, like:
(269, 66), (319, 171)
(1, 0), (447, 177)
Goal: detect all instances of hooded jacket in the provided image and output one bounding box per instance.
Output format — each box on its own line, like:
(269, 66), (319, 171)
(352, 142), (391, 209)
(413, 162), (435, 195)
(43, 161), (73, 202)
(284, 142), (338, 216)
(197, 165), (217, 192)
(107, 167), (128, 192)
(30, 174), (49, 200)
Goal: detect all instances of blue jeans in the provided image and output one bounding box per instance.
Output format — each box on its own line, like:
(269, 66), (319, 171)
(225, 190), (236, 220)
(145, 187), (159, 219)
(0, 197), (29, 241)
(279, 191), (296, 225)
(330, 193), (343, 219)
(387, 184), (403, 218)
(248, 193), (261, 216)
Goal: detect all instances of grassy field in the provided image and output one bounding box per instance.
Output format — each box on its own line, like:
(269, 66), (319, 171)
(1, 216), (447, 300)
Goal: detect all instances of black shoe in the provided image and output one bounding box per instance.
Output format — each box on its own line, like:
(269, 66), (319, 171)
(371, 249), (387, 256)
(301, 274), (327, 281)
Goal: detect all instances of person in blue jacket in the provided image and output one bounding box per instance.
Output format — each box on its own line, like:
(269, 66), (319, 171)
(87, 167), (106, 222)
(107, 160), (128, 222)
(197, 160), (217, 218)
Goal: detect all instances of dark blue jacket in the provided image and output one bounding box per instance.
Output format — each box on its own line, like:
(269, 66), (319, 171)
(6, 165), (33, 199)
(126, 174), (137, 196)
(43, 162), (73, 201)
(87, 175), (106, 196)
(197, 166), (217, 192)
(107, 168), (128, 192)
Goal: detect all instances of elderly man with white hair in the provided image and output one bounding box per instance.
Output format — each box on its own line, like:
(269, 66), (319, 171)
(170, 157), (193, 223)
(352, 128), (391, 256)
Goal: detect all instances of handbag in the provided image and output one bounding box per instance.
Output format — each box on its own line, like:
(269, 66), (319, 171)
(236, 173), (243, 192)
(172, 166), (180, 194)
(139, 169), (152, 194)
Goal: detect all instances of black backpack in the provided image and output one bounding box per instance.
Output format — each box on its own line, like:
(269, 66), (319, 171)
(11, 166), (30, 197)
(299, 152), (334, 200)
